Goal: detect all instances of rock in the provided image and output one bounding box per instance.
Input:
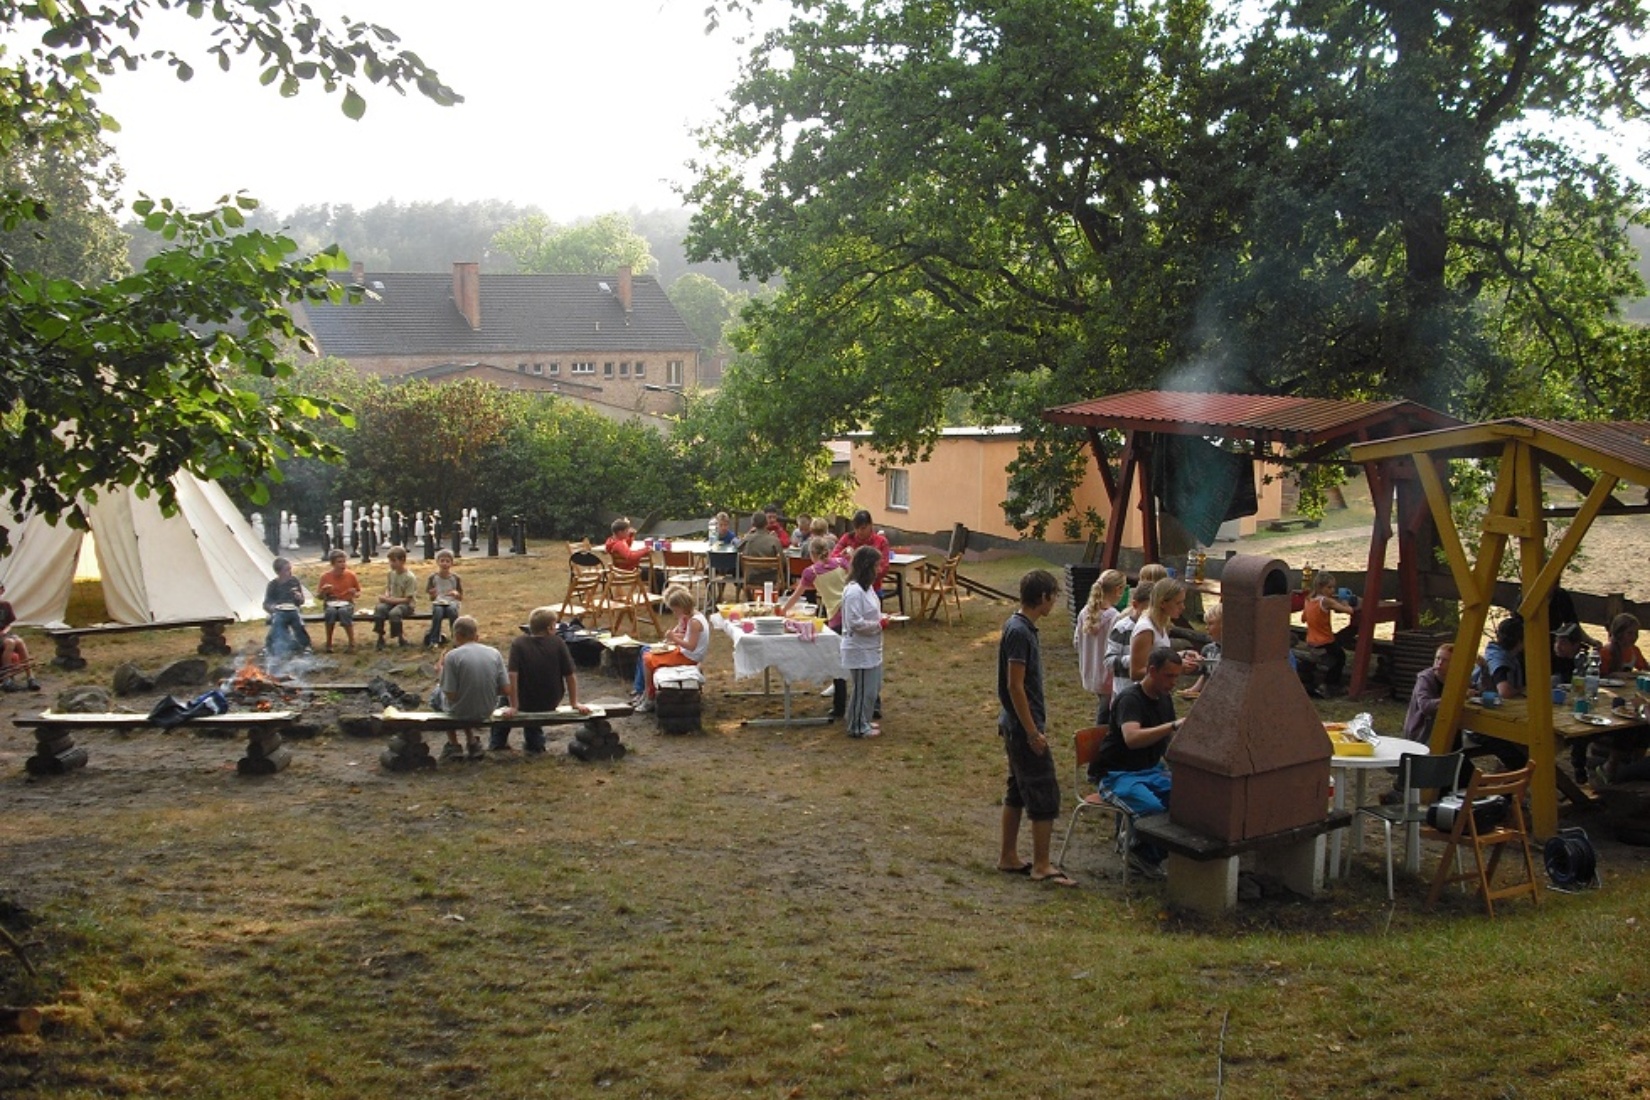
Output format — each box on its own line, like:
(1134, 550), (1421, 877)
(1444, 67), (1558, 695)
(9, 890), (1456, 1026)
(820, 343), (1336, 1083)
(112, 662), (155, 696)
(153, 658), (209, 691)
(57, 686), (113, 713)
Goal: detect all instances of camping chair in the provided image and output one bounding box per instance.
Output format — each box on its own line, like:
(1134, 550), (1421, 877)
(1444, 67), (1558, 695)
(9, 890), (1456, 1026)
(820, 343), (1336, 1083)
(1356, 751), (1465, 900)
(559, 550), (606, 625)
(910, 553), (964, 624)
(1055, 726), (1139, 884)
(598, 567), (663, 639)
(740, 553), (783, 603)
(1424, 764), (1542, 917)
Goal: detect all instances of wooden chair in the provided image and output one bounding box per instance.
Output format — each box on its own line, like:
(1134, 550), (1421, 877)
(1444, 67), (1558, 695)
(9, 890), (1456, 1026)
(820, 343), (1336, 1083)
(740, 553), (783, 603)
(1055, 726), (1140, 883)
(784, 553), (810, 600)
(660, 547), (707, 604)
(558, 550), (606, 625)
(705, 549), (740, 606)
(910, 553), (963, 624)
(597, 567), (663, 638)
(1424, 764), (1541, 916)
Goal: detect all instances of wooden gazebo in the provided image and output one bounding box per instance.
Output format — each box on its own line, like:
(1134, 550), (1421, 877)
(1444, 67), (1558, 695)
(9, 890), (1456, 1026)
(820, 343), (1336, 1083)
(1350, 418), (1650, 835)
(1043, 391), (1461, 695)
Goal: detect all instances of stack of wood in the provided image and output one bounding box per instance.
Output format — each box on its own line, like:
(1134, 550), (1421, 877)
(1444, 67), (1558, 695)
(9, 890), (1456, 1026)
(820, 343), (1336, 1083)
(237, 727), (293, 776)
(25, 730), (88, 776)
(653, 666), (704, 735)
(567, 717), (626, 761)
(380, 730), (437, 772)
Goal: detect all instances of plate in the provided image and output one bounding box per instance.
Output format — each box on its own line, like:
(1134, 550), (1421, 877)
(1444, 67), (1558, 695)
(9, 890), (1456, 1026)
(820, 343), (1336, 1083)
(325, 600), (354, 609)
(1598, 678), (1625, 687)
(433, 598), (457, 607)
(1575, 713), (1613, 726)
(271, 603), (298, 612)
(648, 643), (677, 655)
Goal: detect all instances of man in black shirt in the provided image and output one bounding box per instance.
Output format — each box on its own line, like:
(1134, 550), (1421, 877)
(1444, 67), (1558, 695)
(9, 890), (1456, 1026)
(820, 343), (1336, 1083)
(996, 569), (1073, 886)
(1098, 646), (1184, 877)
(490, 606), (588, 754)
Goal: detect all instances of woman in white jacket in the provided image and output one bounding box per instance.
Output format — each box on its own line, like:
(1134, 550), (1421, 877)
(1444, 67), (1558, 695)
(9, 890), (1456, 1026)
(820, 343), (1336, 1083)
(838, 544), (887, 739)
(1074, 569), (1125, 725)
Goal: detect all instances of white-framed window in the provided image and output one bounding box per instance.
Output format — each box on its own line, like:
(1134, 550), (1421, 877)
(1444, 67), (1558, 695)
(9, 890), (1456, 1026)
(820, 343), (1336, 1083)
(548, 361), (560, 375)
(634, 360), (646, 378)
(516, 362), (527, 373)
(887, 468), (910, 511)
(666, 359), (684, 387)
(571, 360), (595, 374)
(530, 362), (543, 375)
(603, 361), (614, 378)
(619, 361), (630, 377)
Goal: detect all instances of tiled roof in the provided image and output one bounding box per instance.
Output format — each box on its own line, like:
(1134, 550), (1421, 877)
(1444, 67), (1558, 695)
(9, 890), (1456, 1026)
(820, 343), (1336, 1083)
(300, 272), (700, 358)
(1042, 390), (1460, 446)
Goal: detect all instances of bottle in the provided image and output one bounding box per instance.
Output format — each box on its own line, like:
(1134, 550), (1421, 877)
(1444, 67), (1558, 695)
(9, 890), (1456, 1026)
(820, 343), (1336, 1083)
(1584, 649), (1600, 705)
(1195, 550), (1207, 584)
(708, 516), (717, 543)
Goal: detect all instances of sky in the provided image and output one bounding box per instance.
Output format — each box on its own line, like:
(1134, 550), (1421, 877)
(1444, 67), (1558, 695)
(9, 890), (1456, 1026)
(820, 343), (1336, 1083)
(94, 0), (773, 222)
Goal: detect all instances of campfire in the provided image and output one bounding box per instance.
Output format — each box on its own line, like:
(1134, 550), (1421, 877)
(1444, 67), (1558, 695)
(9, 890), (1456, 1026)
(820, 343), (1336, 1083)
(230, 658), (300, 704)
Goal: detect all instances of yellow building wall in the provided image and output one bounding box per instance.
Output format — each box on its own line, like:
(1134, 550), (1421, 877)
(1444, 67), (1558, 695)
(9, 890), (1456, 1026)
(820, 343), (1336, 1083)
(846, 434), (1283, 545)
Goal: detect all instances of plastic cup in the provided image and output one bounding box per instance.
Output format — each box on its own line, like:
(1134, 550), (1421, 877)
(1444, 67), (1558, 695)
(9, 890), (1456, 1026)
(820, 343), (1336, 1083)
(1574, 696), (1591, 717)
(1481, 691), (1500, 707)
(1552, 687), (1567, 705)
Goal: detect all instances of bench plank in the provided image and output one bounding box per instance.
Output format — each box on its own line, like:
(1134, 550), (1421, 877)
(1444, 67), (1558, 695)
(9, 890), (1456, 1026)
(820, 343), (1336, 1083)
(15, 711), (298, 730)
(1134, 810), (1352, 862)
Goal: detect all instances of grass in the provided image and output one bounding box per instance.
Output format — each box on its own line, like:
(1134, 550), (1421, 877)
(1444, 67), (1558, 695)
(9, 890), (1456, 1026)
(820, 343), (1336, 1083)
(3, 547), (1649, 1097)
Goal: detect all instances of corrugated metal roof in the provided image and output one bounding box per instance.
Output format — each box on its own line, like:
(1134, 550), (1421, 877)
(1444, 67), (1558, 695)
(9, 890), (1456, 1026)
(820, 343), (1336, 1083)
(1524, 419), (1650, 475)
(1042, 390), (1460, 446)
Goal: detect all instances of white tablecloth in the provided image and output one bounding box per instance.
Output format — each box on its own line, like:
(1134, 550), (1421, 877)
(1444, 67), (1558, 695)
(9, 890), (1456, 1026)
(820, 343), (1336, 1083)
(713, 616), (841, 683)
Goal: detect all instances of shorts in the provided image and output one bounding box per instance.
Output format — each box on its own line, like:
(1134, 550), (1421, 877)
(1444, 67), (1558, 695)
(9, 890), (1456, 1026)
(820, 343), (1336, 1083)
(1001, 727), (1061, 821)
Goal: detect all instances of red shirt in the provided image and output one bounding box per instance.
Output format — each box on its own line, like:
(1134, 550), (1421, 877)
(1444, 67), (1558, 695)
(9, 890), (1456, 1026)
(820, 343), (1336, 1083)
(767, 520), (791, 549)
(605, 534), (649, 570)
(831, 530), (891, 584)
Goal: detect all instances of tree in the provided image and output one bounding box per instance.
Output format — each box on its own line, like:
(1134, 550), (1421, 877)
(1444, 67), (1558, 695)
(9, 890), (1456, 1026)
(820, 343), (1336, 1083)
(344, 380), (511, 518)
(490, 212), (657, 274)
(0, 135), (128, 283)
(666, 272), (746, 352)
(685, 0), (1650, 529)
(0, 0), (459, 552)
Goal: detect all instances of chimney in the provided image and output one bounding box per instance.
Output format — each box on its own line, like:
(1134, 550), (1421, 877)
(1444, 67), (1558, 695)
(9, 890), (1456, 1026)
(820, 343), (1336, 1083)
(1165, 555), (1330, 842)
(617, 264), (633, 315)
(452, 261), (481, 331)
(351, 260), (365, 285)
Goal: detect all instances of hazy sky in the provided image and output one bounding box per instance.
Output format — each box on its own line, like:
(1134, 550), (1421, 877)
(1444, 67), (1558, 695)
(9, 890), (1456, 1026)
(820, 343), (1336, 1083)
(95, 0), (770, 221)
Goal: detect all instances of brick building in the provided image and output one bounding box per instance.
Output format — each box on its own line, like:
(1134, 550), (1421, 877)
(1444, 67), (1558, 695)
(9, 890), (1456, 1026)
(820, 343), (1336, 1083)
(296, 262), (702, 421)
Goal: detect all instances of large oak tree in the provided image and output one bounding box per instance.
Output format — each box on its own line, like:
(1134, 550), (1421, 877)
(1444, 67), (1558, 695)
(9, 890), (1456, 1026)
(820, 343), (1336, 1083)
(685, 0), (1650, 527)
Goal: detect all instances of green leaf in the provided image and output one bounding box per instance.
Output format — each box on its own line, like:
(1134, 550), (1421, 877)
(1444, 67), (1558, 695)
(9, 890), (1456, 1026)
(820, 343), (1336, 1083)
(341, 87), (367, 120)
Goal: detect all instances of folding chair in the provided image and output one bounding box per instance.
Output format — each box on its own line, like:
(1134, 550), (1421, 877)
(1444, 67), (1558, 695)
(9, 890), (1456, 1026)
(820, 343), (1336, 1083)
(740, 554), (783, 602)
(559, 550), (606, 625)
(1425, 764), (1541, 916)
(1356, 751), (1465, 900)
(1055, 726), (1139, 883)
(598, 567), (664, 639)
(910, 553), (964, 624)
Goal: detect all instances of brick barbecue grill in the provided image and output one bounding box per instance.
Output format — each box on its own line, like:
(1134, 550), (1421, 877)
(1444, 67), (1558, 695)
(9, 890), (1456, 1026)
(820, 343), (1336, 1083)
(1166, 554), (1330, 841)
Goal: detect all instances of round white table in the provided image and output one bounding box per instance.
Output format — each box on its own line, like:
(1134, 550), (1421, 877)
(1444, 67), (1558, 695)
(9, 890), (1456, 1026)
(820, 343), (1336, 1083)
(1329, 736), (1431, 879)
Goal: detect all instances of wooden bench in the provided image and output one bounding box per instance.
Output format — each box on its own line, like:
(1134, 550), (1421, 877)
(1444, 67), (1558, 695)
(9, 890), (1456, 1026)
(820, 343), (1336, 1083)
(45, 617), (235, 671)
(375, 703), (635, 771)
(1134, 811), (1353, 914)
(13, 710), (299, 776)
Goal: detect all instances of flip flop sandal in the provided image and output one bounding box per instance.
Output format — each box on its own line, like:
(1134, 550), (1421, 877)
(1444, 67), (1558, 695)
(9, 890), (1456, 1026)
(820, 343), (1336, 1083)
(999, 863), (1034, 875)
(1030, 871), (1079, 888)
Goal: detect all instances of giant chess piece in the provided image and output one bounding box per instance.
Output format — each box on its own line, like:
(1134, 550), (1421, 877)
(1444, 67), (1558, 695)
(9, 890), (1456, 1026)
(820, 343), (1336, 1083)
(321, 515), (335, 559)
(251, 512), (267, 549)
(285, 512), (300, 550)
(487, 515), (500, 557)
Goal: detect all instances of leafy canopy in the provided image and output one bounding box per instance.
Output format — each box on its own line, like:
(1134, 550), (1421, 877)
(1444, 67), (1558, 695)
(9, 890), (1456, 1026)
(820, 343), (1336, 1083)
(686, 0), (1650, 532)
(490, 212), (657, 275)
(0, 0), (460, 552)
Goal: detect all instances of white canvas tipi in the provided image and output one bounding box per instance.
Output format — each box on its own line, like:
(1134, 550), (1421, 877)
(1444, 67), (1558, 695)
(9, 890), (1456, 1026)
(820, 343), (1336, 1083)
(0, 473), (274, 626)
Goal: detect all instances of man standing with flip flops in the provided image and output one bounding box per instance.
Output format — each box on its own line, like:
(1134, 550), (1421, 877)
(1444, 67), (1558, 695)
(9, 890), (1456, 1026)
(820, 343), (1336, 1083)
(995, 569), (1077, 887)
